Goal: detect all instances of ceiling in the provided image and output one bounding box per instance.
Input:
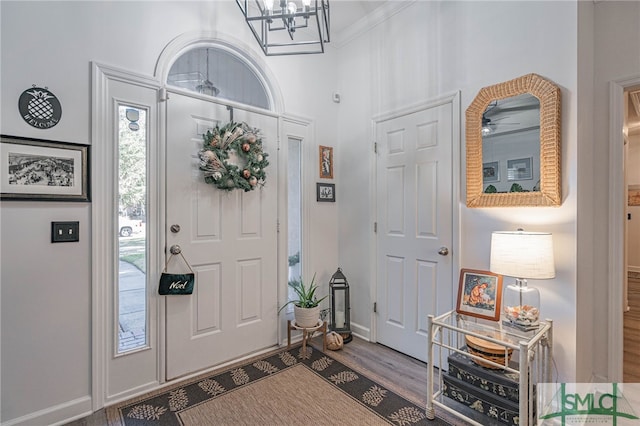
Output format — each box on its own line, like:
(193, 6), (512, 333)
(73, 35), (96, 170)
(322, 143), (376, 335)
(329, 0), (391, 33)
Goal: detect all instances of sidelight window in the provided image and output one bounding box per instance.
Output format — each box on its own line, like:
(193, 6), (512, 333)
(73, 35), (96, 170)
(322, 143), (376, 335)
(287, 138), (303, 305)
(117, 105), (148, 353)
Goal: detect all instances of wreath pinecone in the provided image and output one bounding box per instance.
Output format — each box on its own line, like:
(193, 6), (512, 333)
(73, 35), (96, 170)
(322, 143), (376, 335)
(198, 122), (269, 192)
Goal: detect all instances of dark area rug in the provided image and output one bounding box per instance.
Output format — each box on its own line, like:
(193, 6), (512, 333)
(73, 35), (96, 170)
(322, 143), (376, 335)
(107, 345), (452, 425)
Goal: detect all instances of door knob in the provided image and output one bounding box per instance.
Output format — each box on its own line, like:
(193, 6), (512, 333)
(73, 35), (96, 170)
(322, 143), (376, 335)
(170, 224), (181, 233)
(438, 247), (449, 256)
(170, 245), (182, 255)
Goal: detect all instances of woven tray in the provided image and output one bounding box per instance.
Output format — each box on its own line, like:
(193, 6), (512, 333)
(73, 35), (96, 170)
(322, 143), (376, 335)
(465, 334), (513, 369)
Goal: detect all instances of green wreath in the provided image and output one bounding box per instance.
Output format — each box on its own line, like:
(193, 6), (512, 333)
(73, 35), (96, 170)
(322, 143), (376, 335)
(198, 121), (269, 192)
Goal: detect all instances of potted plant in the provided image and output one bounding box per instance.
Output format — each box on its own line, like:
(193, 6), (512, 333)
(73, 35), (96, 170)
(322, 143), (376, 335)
(278, 273), (327, 328)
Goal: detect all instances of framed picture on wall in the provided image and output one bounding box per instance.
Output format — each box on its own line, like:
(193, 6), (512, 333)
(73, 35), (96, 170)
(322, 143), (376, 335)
(456, 269), (503, 321)
(319, 145), (333, 179)
(316, 182), (335, 202)
(1, 135), (90, 201)
(507, 157), (533, 181)
(483, 161), (500, 183)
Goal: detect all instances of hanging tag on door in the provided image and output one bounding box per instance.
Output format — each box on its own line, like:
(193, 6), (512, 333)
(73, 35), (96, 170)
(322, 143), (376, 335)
(158, 252), (195, 295)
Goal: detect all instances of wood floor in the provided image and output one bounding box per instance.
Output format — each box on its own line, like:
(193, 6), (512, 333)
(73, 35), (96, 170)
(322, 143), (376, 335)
(62, 281), (640, 426)
(64, 337), (439, 426)
(624, 275), (640, 381)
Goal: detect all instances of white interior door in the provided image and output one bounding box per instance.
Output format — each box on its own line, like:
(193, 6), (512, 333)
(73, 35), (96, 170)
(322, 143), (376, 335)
(165, 91), (278, 380)
(375, 102), (454, 362)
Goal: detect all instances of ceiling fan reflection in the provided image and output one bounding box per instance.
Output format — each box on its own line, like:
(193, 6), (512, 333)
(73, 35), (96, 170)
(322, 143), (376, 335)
(482, 115), (521, 135)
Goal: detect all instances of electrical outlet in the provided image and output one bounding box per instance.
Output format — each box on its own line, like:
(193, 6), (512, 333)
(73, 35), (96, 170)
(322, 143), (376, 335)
(51, 221), (80, 243)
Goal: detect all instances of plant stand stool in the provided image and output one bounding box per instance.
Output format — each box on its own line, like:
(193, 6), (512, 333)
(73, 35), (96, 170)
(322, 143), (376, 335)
(287, 320), (327, 353)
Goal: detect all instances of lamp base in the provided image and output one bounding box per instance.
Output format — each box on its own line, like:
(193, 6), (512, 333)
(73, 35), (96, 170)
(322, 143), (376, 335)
(502, 319), (539, 332)
(502, 281), (540, 331)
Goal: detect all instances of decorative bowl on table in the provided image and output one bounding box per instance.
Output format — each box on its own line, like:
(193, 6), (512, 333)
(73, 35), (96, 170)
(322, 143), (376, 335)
(465, 333), (513, 369)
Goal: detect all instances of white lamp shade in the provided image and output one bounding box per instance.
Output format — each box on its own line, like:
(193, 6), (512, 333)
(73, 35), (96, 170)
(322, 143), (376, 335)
(490, 231), (556, 279)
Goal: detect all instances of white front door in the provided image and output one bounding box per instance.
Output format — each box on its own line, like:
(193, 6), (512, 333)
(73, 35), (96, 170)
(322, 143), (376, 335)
(165, 91), (278, 380)
(375, 101), (455, 362)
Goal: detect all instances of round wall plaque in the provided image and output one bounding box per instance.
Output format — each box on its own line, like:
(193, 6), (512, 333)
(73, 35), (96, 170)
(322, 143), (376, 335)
(18, 86), (62, 129)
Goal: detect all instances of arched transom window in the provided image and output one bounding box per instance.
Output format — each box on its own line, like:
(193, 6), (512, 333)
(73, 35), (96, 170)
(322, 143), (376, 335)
(167, 46), (270, 110)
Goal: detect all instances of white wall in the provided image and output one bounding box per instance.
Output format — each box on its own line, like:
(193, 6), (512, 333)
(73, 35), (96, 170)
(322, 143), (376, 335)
(336, 1), (580, 381)
(0, 1), (339, 423)
(591, 0), (640, 380)
(575, 0), (595, 381)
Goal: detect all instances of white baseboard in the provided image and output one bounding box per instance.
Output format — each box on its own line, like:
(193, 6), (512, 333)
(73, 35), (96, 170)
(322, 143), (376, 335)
(2, 396), (92, 426)
(350, 321), (370, 341)
(104, 380), (161, 408)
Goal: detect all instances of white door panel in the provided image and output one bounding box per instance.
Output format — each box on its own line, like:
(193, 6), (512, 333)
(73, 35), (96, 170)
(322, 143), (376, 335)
(376, 102), (454, 362)
(166, 92), (278, 380)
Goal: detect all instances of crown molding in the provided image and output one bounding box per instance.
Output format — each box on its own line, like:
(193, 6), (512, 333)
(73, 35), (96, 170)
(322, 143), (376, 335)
(332, 0), (416, 49)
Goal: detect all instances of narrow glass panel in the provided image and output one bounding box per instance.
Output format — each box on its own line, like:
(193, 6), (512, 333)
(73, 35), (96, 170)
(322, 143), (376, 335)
(287, 138), (302, 306)
(117, 105), (148, 353)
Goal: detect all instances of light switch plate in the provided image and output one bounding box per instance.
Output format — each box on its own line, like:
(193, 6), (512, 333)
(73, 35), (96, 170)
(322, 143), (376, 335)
(51, 221), (79, 243)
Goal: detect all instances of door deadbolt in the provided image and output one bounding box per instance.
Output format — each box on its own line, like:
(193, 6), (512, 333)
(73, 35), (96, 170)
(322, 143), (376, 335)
(170, 224), (181, 233)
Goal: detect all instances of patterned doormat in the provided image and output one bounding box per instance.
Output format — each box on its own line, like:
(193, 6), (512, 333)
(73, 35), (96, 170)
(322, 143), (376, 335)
(106, 345), (451, 425)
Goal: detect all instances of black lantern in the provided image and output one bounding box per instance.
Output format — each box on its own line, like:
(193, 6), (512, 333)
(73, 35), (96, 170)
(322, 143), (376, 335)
(329, 267), (352, 343)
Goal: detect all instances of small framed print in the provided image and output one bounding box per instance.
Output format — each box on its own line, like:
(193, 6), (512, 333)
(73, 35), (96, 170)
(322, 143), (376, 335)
(507, 157), (533, 181)
(483, 161), (500, 183)
(316, 182), (335, 202)
(319, 145), (333, 179)
(456, 269), (503, 321)
(1, 135), (90, 201)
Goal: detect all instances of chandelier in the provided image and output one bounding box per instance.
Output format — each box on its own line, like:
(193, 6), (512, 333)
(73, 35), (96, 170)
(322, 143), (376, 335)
(236, 0), (330, 56)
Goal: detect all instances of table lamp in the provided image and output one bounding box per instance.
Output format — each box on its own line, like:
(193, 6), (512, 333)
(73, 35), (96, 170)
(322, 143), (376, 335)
(490, 230), (555, 331)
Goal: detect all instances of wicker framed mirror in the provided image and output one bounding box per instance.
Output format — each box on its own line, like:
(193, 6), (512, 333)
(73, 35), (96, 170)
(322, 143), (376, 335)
(466, 73), (561, 207)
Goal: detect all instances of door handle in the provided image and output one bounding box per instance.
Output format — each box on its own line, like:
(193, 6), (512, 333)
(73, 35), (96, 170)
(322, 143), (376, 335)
(170, 245), (182, 255)
(438, 247), (449, 256)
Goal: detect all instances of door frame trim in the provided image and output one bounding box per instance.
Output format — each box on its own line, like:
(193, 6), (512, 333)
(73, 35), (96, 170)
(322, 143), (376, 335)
(369, 91), (461, 343)
(279, 114), (314, 344)
(91, 62), (165, 410)
(608, 74), (640, 382)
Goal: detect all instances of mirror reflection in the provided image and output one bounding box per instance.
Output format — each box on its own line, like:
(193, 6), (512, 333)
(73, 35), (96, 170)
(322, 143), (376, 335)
(466, 73), (561, 207)
(481, 94), (541, 194)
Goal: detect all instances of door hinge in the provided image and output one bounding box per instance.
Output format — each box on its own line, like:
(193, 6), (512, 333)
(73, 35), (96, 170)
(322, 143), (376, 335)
(374, 222), (377, 233)
(277, 220), (280, 233)
(373, 302), (377, 313)
(374, 142), (377, 154)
